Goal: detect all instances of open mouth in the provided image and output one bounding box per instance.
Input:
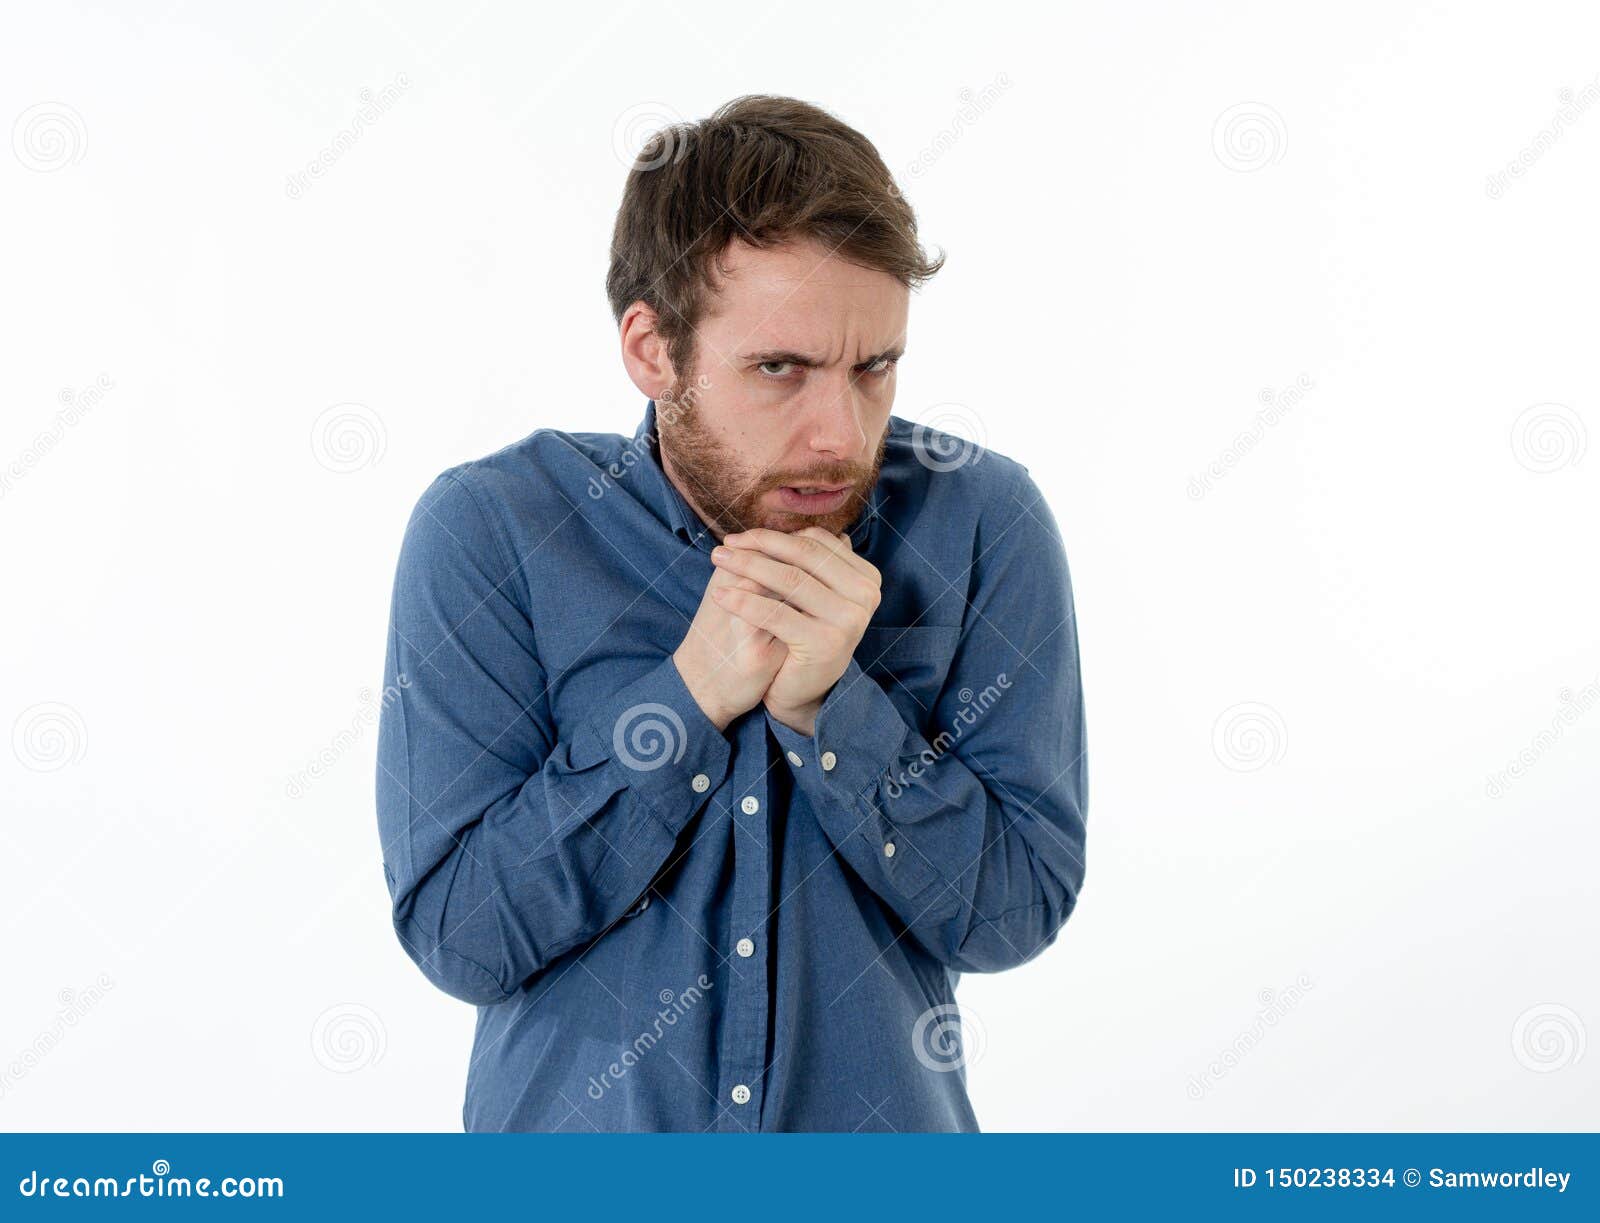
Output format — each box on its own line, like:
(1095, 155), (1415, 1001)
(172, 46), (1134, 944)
(773, 483), (852, 514)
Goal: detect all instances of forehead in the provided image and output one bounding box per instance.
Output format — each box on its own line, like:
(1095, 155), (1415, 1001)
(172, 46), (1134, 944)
(701, 237), (908, 348)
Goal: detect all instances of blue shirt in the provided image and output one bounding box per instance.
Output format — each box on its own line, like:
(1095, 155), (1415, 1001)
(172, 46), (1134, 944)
(375, 402), (1088, 1132)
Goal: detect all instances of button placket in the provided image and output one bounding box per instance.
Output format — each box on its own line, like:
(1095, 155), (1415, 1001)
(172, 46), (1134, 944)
(717, 717), (772, 1130)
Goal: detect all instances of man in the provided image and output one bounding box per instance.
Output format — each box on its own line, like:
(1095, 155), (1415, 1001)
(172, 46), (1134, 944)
(375, 94), (1087, 1132)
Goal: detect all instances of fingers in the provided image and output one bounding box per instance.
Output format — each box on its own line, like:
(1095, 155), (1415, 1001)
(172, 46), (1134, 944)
(720, 527), (880, 610)
(790, 526), (878, 582)
(707, 563), (780, 599)
(711, 586), (817, 647)
(711, 545), (860, 626)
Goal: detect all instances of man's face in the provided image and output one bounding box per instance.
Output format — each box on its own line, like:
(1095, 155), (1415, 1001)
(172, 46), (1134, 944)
(656, 237), (909, 538)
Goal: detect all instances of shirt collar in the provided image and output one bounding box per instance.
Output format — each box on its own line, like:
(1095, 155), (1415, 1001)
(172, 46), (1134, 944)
(635, 400), (884, 554)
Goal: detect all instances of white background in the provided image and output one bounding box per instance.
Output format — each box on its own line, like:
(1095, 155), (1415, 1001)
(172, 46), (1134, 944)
(2, 1), (1596, 1132)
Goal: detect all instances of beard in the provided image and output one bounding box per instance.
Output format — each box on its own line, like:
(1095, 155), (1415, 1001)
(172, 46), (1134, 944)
(656, 375), (887, 538)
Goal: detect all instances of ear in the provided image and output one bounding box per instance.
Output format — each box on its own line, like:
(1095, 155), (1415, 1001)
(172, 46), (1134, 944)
(618, 301), (677, 399)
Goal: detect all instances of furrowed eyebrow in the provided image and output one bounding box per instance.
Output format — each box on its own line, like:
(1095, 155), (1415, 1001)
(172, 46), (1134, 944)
(739, 347), (906, 368)
(740, 349), (823, 368)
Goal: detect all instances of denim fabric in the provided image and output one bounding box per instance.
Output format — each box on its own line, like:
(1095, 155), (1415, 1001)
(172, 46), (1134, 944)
(376, 401), (1087, 1131)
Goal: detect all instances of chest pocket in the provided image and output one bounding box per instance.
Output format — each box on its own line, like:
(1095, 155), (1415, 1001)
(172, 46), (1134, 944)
(853, 624), (961, 731)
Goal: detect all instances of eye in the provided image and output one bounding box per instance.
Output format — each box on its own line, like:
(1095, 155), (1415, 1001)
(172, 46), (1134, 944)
(757, 360), (797, 378)
(858, 355), (898, 377)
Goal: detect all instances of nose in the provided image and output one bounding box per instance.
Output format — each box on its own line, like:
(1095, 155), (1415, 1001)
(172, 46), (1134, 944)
(805, 374), (869, 462)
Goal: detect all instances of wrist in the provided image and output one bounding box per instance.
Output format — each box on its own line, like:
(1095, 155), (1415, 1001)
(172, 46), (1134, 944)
(764, 698), (821, 737)
(671, 650), (736, 732)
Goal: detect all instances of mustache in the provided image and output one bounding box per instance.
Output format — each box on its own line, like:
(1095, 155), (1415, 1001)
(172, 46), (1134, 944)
(758, 466), (871, 492)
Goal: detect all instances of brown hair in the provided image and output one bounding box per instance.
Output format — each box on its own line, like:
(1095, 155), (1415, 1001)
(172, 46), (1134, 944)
(606, 94), (944, 380)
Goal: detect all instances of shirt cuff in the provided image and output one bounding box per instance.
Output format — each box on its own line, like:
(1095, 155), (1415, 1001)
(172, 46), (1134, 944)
(576, 653), (733, 836)
(766, 659), (941, 899)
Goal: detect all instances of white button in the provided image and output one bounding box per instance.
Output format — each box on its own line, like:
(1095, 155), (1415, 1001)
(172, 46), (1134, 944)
(740, 795), (759, 815)
(884, 841), (896, 858)
(691, 773), (710, 793)
(736, 937), (755, 958)
(820, 751), (837, 771)
(785, 750), (804, 768)
(731, 1084), (751, 1105)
